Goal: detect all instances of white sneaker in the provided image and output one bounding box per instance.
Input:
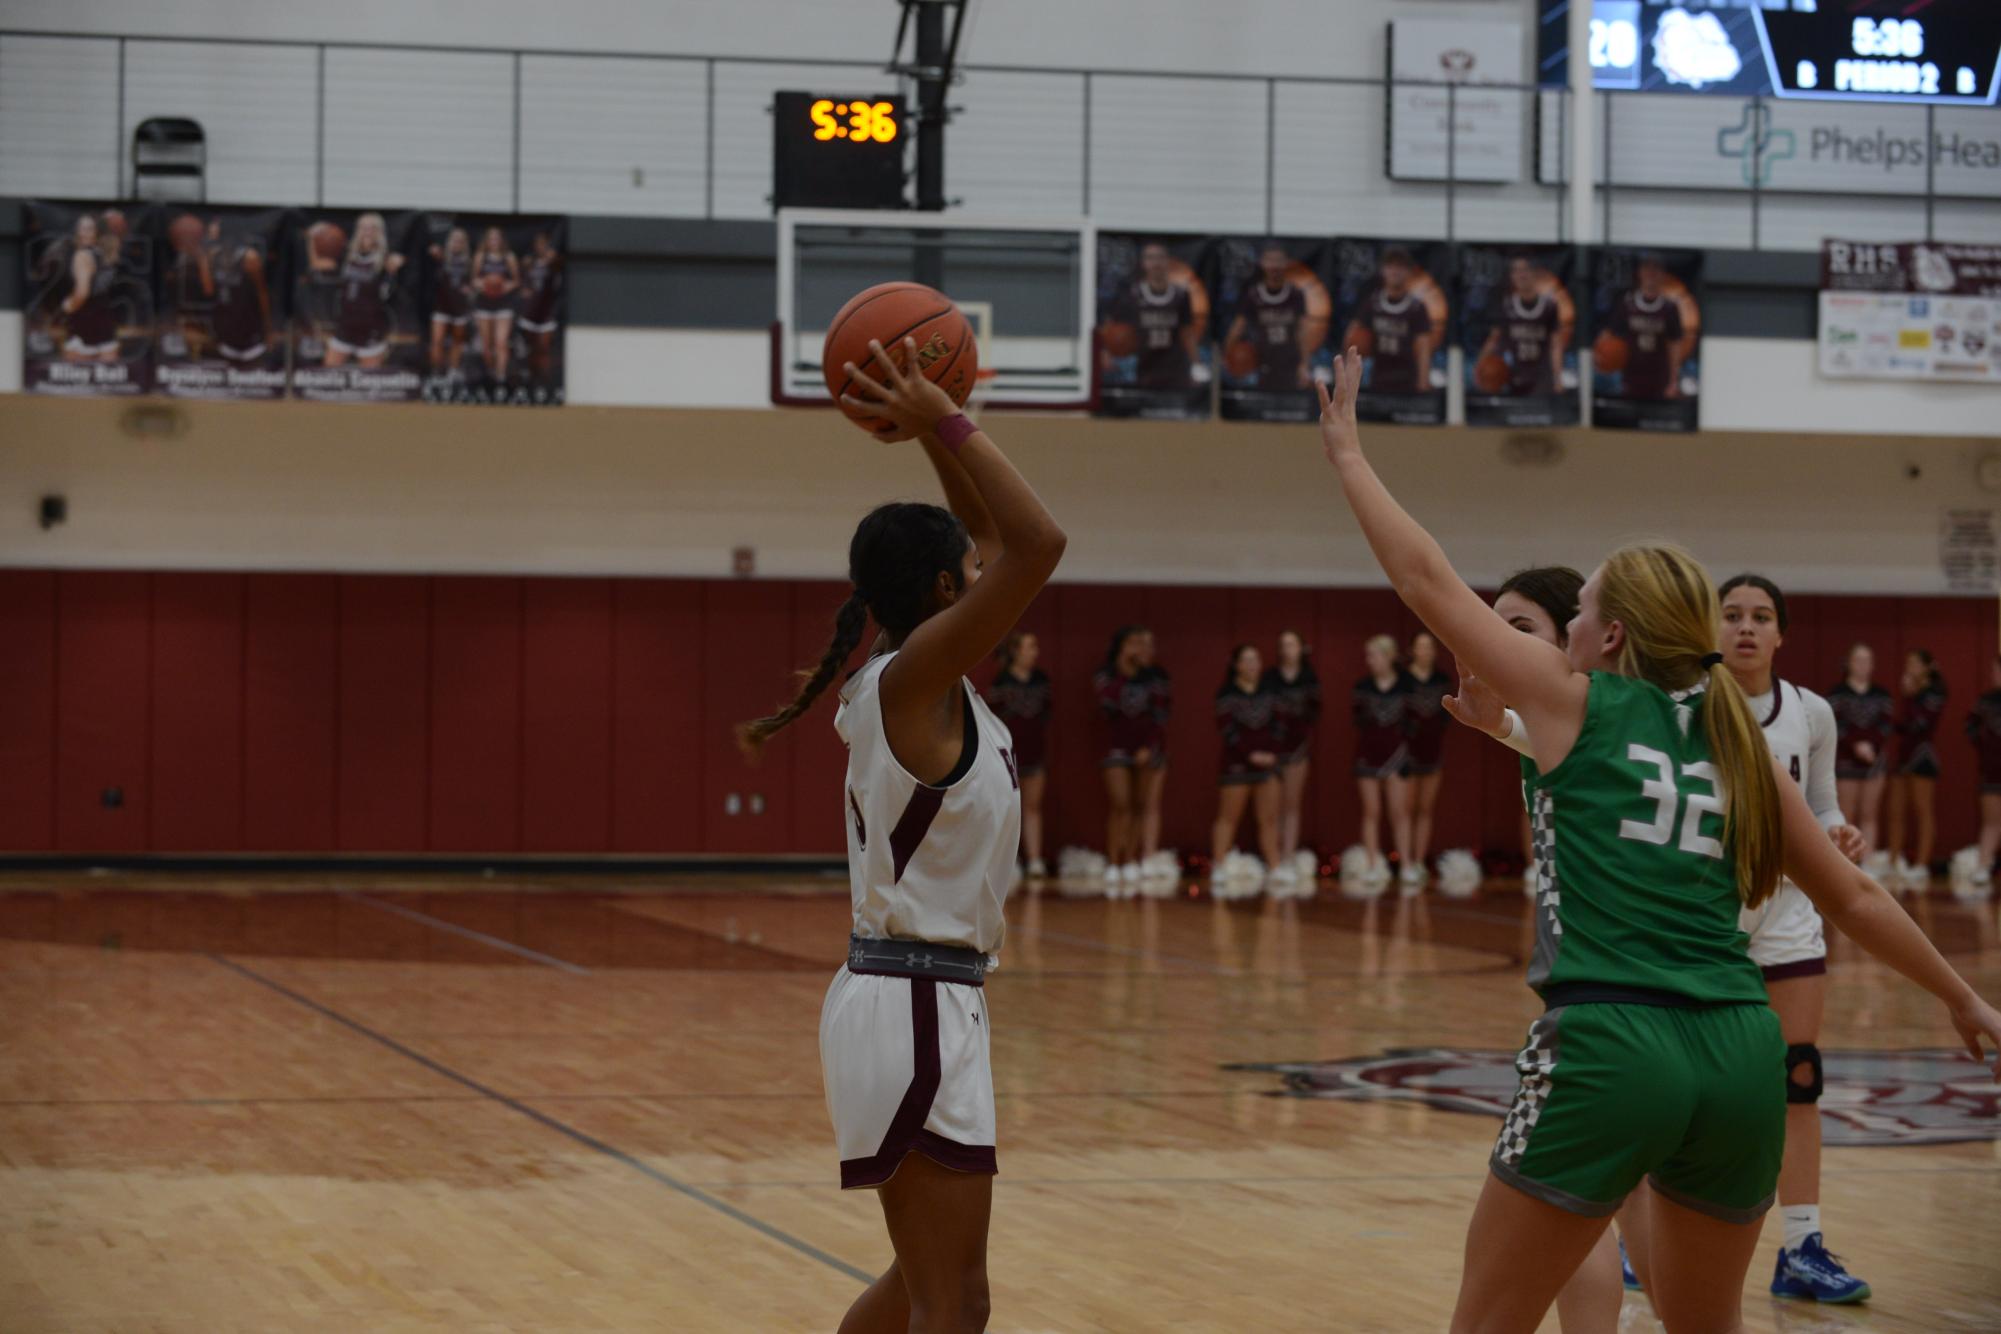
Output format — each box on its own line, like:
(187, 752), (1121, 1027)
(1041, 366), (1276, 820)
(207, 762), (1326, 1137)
(1026, 858), (1048, 880)
(1101, 864), (1122, 894)
(1120, 862), (1143, 898)
(1864, 850), (1893, 881)
(1270, 863), (1299, 890)
(1398, 863), (1428, 897)
(1904, 862), (1932, 893)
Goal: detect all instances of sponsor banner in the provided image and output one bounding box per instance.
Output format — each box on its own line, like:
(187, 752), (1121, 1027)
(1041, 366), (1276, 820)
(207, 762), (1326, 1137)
(1820, 240), (2001, 383)
(1386, 18), (1527, 183)
(1537, 94), (2001, 196)
(1457, 244), (1580, 428)
(420, 214), (567, 406)
(1941, 510), (1999, 593)
(155, 206), (289, 400)
(1331, 237), (1451, 426)
(1093, 234), (1215, 421)
(1587, 246), (1702, 433)
(21, 201), (156, 396)
(286, 209), (428, 403)
(1209, 237), (1333, 424)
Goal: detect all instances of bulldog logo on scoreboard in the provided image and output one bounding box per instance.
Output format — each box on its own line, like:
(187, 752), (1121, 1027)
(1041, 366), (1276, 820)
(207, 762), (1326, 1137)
(1227, 1048), (2001, 1147)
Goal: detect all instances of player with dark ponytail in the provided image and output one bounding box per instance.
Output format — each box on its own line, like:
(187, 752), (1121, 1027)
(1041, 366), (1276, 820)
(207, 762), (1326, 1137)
(741, 337), (1065, 1334)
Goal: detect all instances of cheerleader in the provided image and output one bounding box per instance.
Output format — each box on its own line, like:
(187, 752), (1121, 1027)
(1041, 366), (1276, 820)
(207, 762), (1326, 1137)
(1264, 629), (1321, 866)
(1137, 630), (1173, 872)
(1212, 644), (1285, 883)
(985, 631), (1052, 879)
(1351, 634), (1413, 890)
(1828, 644), (1893, 861)
(1403, 631), (1451, 890)
(1886, 649), (1947, 890)
(1967, 656), (2001, 891)
(1095, 627), (1160, 890)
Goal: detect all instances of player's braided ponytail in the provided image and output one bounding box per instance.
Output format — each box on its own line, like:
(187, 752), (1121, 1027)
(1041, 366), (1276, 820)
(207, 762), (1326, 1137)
(737, 502), (969, 756)
(1598, 544), (1782, 908)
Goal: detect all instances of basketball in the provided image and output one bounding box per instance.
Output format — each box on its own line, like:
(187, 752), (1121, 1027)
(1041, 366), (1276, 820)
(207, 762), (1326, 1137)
(483, 273), (508, 300)
(1224, 340), (1260, 378)
(1348, 325), (1375, 359)
(1473, 352), (1510, 394)
(309, 221), (347, 262)
(1594, 330), (1631, 373)
(822, 281), (977, 438)
(168, 213), (203, 253)
(1099, 321), (1140, 358)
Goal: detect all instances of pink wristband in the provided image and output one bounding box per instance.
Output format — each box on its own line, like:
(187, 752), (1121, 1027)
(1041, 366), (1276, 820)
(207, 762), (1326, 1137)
(934, 413), (978, 452)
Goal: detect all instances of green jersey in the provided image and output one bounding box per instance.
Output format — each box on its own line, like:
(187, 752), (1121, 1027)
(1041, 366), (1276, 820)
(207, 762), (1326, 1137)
(1524, 672), (1766, 1005)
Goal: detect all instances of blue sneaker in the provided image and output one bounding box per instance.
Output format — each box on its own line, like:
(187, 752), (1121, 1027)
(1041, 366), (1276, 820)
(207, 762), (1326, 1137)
(1770, 1233), (1872, 1304)
(1618, 1236), (1641, 1291)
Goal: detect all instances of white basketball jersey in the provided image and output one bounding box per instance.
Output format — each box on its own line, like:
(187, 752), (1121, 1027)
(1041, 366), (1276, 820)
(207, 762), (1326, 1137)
(1748, 679), (1841, 824)
(835, 652), (1021, 958)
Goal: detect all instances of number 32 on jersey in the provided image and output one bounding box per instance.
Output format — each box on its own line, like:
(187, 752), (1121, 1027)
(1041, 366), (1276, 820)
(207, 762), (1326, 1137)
(1618, 743), (1724, 860)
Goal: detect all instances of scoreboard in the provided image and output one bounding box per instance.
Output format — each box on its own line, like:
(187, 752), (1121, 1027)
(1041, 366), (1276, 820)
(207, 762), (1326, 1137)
(1544, 1), (2001, 106)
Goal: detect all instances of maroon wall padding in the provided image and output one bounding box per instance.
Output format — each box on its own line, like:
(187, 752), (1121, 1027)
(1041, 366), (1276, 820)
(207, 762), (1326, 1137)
(0, 572), (58, 850)
(54, 571), (152, 851)
(428, 578), (524, 852)
(610, 579), (703, 853)
(150, 573), (245, 851)
(521, 578), (613, 852)
(3, 568), (1994, 861)
(337, 576), (430, 851)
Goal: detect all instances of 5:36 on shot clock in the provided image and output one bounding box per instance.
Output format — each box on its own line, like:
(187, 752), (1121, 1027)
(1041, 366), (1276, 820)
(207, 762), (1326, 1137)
(773, 90), (908, 211)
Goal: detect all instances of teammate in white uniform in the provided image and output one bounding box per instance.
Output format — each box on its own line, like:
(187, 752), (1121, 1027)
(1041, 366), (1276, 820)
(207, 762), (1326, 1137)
(737, 336), (1066, 1334)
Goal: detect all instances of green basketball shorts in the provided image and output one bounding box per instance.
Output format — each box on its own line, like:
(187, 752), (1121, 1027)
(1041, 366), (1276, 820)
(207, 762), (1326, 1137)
(1489, 1001), (1786, 1223)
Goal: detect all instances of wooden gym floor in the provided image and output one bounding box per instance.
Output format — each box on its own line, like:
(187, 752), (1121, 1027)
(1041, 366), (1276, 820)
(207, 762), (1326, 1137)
(1, 871), (1996, 1332)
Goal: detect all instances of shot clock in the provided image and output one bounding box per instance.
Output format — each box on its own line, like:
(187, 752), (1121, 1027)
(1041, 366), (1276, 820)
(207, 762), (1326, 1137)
(773, 91), (907, 210)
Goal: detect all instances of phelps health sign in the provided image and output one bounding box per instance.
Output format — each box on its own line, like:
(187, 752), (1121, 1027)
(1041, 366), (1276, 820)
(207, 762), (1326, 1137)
(21, 201), (567, 405)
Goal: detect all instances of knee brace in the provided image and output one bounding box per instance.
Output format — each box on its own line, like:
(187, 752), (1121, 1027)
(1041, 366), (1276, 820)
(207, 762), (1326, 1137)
(1785, 1043), (1824, 1104)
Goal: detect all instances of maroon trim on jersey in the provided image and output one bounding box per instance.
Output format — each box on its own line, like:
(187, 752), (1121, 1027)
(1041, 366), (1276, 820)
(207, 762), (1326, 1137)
(1761, 681), (1785, 728)
(1759, 957), (1827, 983)
(888, 784), (946, 884)
(839, 978), (997, 1188)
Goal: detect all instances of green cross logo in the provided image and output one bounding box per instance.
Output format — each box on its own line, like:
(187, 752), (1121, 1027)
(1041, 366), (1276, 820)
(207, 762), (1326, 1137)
(1717, 101), (1795, 186)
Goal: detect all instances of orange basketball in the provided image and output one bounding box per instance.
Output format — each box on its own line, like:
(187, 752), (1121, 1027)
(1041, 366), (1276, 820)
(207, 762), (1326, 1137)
(168, 213), (203, 253)
(1099, 320), (1140, 359)
(483, 273), (507, 299)
(823, 282), (978, 439)
(1593, 330), (1630, 374)
(1473, 352), (1510, 394)
(310, 221), (347, 261)
(1347, 325), (1374, 359)
(1223, 340), (1260, 378)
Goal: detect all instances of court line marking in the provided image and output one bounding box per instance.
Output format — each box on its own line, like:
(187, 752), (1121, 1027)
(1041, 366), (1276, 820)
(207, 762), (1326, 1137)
(206, 953), (873, 1286)
(340, 891), (592, 975)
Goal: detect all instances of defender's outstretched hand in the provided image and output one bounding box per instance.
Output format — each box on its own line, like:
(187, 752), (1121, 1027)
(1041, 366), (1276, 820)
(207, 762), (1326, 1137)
(841, 337), (961, 442)
(1316, 345), (1365, 466)
(1443, 673), (1510, 740)
(1950, 993), (2001, 1078)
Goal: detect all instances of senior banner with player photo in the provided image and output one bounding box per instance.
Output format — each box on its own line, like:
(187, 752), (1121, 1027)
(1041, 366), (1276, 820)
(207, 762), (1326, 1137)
(420, 214), (567, 405)
(285, 208), (427, 403)
(1818, 240), (2001, 385)
(20, 201), (156, 396)
(1331, 237), (1450, 425)
(155, 206), (288, 400)
(1458, 244), (1579, 428)
(1588, 247), (1703, 433)
(1210, 237), (1333, 424)
(1093, 233), (1215, 420)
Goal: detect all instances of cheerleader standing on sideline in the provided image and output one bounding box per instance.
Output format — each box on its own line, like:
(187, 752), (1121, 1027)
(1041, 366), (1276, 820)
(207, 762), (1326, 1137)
(1137, 631), (1173, 874)
(1828, 644), (1893, 865)
(1096, 627), (1162, 891)
(1967, 656), (2001, 892)
(1403, 631), (1451, 891)
(1351, 634), (1413, 891)
(1264, 629), (1322, 867)
(739, 338), (1065, 1334)
(1212, 645), (1287, 885)
(985, 631), (1053, 879)
(1887, 649), (1947, 890)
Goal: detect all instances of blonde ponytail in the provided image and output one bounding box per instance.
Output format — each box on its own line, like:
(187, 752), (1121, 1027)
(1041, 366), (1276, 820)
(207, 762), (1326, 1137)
(1597, 544), (1782, 908)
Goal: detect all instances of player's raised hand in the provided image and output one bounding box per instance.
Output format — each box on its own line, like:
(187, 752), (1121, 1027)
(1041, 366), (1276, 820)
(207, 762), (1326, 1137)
(841, 337), (960, 442)
(1316, 345), (1364, 465)
(1442, 673), (1510, 740)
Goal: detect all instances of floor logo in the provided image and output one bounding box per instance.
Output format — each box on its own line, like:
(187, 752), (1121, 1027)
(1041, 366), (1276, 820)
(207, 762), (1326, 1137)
(1228, 1048), (2001, 1147)
(1717, 102), (1795, 186)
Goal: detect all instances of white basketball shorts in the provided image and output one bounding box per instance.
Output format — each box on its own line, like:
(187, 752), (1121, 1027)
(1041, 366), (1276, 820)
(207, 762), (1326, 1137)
(1739, 883), (1827, 978)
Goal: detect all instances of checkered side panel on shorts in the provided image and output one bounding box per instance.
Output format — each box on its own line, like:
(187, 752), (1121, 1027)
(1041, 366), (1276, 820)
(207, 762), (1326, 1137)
(1530, 788), (1560, 933)
(1493, 1009), (1563, 1170)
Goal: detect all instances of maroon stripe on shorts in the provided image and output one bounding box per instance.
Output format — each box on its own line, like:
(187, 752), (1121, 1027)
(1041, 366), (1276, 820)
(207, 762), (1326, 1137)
(1760, 957), (1828, 983)
(839, 978), (997, 1188)
(887, 785), (946, 884)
